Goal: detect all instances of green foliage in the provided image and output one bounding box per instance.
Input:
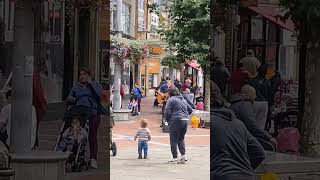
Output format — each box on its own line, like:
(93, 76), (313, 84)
(161, 55), (181, 69)
(279, 0), (320, 45)
(159, 0), (210, 73)
(129, 40), (149, 64)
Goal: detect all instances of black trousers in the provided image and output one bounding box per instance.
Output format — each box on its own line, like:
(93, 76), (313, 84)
(169, 120), (188, 158)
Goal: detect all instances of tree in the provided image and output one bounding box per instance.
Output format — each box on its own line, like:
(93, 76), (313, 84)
(279, 0), (320, 156)
(157, 0), (210, 110)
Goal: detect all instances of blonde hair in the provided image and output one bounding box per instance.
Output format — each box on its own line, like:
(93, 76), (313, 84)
(140, 119), (148, 128)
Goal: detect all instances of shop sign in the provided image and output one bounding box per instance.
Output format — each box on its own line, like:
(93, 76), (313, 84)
(150, 47), (162, 55)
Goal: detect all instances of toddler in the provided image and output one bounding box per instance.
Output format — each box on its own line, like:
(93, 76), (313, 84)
(57, 116), (88, 153)
(134, 119), (151, 159)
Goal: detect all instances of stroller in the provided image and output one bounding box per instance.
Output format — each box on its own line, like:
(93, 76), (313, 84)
(55, 106), (90, 172)
(128, 95), (139, 116)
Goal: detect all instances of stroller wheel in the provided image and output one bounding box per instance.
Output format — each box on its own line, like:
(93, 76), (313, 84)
(111, 142), (117, 156)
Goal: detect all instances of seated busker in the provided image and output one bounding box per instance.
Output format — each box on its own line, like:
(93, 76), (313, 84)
(229, 85), (277, 150)
(212, 82), (265, 180)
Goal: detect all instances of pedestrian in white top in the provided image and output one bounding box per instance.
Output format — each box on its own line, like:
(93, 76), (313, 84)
(0, 90), (37, 148)
(134, 119), (151, 159)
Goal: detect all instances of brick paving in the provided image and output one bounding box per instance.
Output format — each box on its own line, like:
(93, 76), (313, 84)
(111, 96), (210, 180)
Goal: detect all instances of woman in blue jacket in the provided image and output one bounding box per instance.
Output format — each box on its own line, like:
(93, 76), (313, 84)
(66, 68), (103, 169)
(132, 82), (143, 115)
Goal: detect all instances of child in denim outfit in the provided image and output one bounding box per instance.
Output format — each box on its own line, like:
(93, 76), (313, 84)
(134, 119), (151, 159)
(57, 116), (88, 153)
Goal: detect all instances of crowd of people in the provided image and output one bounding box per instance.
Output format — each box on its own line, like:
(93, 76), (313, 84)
(211, 49), (283, 179)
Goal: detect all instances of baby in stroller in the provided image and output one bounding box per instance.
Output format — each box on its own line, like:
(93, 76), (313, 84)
(56, 116), (88, 153)
(56, 112), (89, 172)
(128, 96), (139, 116)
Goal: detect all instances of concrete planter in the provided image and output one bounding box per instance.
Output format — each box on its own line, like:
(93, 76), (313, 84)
(11, 151), (68, 180)
(113, 109), (132, 121)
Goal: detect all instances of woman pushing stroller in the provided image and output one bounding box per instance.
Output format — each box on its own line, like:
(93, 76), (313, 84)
(64, 67), (103, 169)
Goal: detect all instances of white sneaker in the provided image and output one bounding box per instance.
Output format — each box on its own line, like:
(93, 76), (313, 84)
(138, 112), (141, 115)
(168, 158), (178, 164)
(90, 159), (98, 169)
(178, 156), (188, 164)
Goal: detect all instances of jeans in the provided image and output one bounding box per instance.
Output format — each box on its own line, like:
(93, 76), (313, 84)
(138, 140), (148, 157)
(169, 120), (188, 159)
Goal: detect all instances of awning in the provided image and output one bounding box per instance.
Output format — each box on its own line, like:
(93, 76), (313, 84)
(186, 60), (202, 71)
(248, 5), (295, 32)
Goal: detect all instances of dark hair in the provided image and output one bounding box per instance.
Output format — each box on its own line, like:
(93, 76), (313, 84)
(5, 90), (11, 100)
(80, 67), (91, 75)
(166, 77), (170, 81)
(169, 87), (180, 97)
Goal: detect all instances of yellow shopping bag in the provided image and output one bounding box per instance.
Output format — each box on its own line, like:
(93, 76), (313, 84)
(261, 172), (280, 180)
(191, 115), (200, 128)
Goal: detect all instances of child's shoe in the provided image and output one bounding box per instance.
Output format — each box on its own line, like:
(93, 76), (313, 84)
(138, 156), (142, 159)
(144, 156), (148, 159)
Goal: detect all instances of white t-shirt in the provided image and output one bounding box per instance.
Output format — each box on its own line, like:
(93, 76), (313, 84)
(0, 104), (37, 147)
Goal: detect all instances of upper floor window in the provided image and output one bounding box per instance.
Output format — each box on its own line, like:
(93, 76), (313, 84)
(138, 0), (144, 10)
(122, 3), (131, 35)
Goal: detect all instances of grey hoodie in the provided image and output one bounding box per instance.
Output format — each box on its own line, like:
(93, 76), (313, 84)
(230, 94), (272, 142)
(165, 95), (193, 123)
(211, 108), (265, 180)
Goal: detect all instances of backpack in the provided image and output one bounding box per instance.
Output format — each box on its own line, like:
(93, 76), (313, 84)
(277, 127), (300, 154)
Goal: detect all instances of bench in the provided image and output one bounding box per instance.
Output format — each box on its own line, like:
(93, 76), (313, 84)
(256, 152), (320, 179)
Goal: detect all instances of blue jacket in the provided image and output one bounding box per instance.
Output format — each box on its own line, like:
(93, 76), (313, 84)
(132, 87), (142, 99)
(69, 81), (103, 115)
(164, 95), (193, 123)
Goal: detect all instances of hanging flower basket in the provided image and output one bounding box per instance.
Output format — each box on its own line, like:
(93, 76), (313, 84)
(110, 38), (130, 63)
(129, 41), (149, 64)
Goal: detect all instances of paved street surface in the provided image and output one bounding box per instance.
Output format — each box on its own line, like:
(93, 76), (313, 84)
(111, 97), (210, 180)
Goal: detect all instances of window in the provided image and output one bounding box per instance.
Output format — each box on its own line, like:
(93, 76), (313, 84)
(138, 0), (145, 31)
(138, 0), (144, 10)
(150, 14), (159, 34)
(122, 3), (131, 35)
(110, 2), (117, 30)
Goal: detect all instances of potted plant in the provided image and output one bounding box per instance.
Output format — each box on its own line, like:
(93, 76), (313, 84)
(129, 40), (149, 64)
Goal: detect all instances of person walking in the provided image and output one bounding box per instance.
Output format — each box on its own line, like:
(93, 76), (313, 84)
(248, 64), (272, 130)
(134, 119), (151, 159)
(182, 88), (194, 104)
(165, 88), (193, 164)
(174, 79), (182, 92)
(32, 67), (47, 149)
(240, 49), (261, 78)
(212, 60), (230, 97)
(211, 82), (265, 180)
(132, 82), (143, 115)
(181, 78), (191, 92)
(66, 68), (103, 169)
(230, 62), (249, 95)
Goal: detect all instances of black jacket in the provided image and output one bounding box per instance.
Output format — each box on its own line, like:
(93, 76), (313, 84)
(230, 94), (272, 142)
(211, 108), (265, 180)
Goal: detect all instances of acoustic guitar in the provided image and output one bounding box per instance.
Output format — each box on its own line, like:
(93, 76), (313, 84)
(156, 90), (169, 105)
